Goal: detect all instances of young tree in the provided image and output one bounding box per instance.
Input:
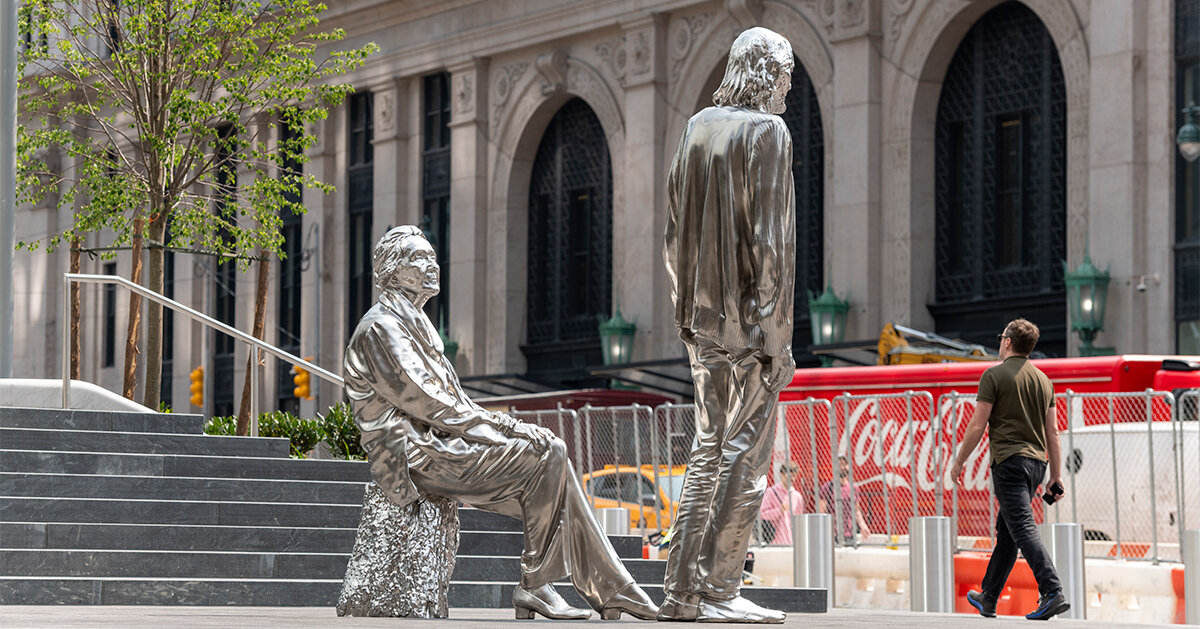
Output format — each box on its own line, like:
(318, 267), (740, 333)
(17, 0), (375, 421)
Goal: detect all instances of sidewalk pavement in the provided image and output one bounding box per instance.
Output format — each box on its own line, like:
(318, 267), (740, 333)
(0, 607), (1172, 629)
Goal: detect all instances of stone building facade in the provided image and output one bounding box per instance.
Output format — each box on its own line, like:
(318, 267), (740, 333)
(10, 0), (1199, 416)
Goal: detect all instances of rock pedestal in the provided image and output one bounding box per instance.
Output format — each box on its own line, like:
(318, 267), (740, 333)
(336, 482), (460, 617)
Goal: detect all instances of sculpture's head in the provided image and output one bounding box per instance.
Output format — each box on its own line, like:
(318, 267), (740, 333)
(373, 225), (440, 304)
(712, 27), (794, 115)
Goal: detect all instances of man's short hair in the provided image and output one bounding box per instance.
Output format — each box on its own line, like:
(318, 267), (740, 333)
(779, 461), (800, 475)
(373, 225), (428, 291)
(1006, 318), (1040, 355)
(712, 27), (793, 112)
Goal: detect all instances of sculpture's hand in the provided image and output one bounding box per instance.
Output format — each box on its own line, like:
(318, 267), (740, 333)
(511, 422), (556, 454)
(765, 352), (796, 392)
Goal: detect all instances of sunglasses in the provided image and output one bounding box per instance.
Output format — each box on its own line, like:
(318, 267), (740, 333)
(996, 333), (1009, 342)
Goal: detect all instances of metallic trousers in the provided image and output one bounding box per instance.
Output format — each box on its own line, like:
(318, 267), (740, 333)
(664, 340), (780, 600)
(409, 434), (634, 610)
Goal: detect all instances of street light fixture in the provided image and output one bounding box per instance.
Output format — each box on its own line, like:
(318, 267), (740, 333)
(598, 305), (636, 366)
(1063, 252), (1113, 356)
(1178, 102), (1200, 163)
(808, 284), (849, 367)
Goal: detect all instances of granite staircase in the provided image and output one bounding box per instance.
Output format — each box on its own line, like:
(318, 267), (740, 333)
(0, 406), (823, 612)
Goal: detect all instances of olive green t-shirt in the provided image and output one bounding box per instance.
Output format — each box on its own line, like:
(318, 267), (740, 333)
(976, 356), (1055, 466)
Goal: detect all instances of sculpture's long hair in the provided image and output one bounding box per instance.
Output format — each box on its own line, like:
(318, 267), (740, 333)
(373, 225), (427, 291)
(712, 27), (793, 112)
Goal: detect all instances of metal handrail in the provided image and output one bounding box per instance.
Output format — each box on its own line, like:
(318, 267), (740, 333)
(61, 273), (344, 434)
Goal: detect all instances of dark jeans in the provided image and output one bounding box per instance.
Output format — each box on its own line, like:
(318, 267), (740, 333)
(980, 456), (1062, 600)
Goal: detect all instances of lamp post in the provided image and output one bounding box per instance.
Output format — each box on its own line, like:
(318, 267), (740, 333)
(1179, 102), (1200, 163)
(1063, 252), (1113, 356)
(808, 285), (849, 367)
(599, 306), (636, 366)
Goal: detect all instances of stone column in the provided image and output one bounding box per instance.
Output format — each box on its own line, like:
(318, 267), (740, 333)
(1086, 1), (1151, 354)
(827, 1), (883, 341)
(447, 58), (489, 375)
(304, 106), (340, 415)
(619, 14), (670, 360)
(370, 77), (412, 239)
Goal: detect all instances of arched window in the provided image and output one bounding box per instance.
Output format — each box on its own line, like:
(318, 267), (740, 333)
(525, 98), (613, 383)
(778, 58), (824, 364)
(933, 1), (1067, 356)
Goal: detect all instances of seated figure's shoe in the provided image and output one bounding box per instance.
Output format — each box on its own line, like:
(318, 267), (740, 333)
(513, 583), (592, 620)
(696, 595), (785, 624)
(1025, 591), (1070, 620)
(966, 590), (996, 618)
(656, 591), (701, 622)
(599, 583), (659, 620)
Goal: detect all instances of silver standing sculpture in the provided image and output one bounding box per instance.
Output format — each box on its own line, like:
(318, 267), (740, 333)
(344, 226), (658, 621)
(660, 27), (796, 624)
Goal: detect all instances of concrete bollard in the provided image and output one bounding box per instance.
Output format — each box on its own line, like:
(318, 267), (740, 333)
(1040, 523), (1086, 619)
(792, 513), (834, 609)
(909, 516), (954, 613)
(1186, 529), (1199, 625)
(596, 508), (630, 536)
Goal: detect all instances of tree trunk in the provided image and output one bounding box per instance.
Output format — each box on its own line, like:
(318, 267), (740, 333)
(69, 239), (81, 381)
(237, 253), (270, 435)
(142, 215), (168, 410)
(122, 217), (145, 400)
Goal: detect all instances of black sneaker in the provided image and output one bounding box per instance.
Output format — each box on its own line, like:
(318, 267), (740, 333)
(1025, 591), (1070, 620)
(966, 590), (996, 618)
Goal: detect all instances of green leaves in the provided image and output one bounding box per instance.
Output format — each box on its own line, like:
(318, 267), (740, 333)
(17, 0), (376, 262)
(203, 403), (364, 460)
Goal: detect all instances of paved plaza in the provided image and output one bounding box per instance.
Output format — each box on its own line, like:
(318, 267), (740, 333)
(0, 607), (1174, 628)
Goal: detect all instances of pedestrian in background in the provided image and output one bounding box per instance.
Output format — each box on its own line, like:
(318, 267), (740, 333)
(818, 455), (871, 545)
(950, 318), (1069, 620)
(759, 461), (805, 545)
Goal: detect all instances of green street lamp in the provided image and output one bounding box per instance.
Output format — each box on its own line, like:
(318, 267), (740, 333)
(598, 305), (636, 366)
(1063, 252), (1112, 357)
(808, 284), (849, 367)
(1178, 102), (1200, 163)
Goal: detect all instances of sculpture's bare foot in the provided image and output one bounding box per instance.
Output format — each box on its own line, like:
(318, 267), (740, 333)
(696, 596), (784, 623)
(599, 583), (659, 620)
(513, 583), (592, 620)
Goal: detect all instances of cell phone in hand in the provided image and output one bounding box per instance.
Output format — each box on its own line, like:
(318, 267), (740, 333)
(1042, 481), (1064, 504)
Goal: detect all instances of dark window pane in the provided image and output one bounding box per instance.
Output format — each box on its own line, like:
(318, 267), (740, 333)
(103, 262), (117, 368)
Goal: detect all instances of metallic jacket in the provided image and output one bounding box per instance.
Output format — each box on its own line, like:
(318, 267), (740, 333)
(664, 106), (795, 358)
(344, 289), (507, 508)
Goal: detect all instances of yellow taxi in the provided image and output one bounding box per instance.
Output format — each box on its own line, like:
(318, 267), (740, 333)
(581, 464), (686, 531)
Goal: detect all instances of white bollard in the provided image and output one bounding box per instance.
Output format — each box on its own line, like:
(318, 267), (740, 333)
(909, 516), (954, 613)
(1186, 529), (1199, 625)
(596, 508), (630, 536)
(792, 513), (834, 609)
(1042, 523), (1086, 619)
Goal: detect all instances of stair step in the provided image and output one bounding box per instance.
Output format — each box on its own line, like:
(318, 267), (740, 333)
(0, 472), (365, 504)
(0, 450), (371, 482)
(1, 497), (524, 532)
(0, 427), (289, 458)
(0, 577), (828, 612)
(0, 523), (645, 558)
(0, 550), (667, 583)
(0, 407), (205, 435)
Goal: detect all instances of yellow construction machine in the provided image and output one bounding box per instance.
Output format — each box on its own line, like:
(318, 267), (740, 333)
(876, 323), (998, 365)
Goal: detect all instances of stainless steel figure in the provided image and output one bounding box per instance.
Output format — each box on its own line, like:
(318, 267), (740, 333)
(661, 27), (796, 624)
(344, 226), (657, 621)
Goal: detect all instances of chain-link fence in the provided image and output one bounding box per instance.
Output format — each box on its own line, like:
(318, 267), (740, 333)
(504, 387), (1199, 561)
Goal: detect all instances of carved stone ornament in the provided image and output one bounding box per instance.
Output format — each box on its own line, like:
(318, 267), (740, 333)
(668, 13), (713, 83)
(629, 30), (651, 75)
(376, 91), (395, 133)
(596, 37), (628, 85)
(491, 62), (528, 123)
(535, 49), (569, 96)
(455, 74), (473, 115)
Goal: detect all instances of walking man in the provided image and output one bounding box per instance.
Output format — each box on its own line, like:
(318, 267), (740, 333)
(949, 318), (1070, 620)
(661, 26), (795, 624)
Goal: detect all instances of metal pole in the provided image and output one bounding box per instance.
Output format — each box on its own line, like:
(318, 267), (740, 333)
(808, 401), (819, 504)
(612, 408), (623, 515)
(249, 346), (259, 437)
(1171, 392), (1186, 539)
(909, 516), (954, 612)
(1108, 395), (1123, 559)
(933, 393), (943, 517)
(632, 404), (644, 533)
(831, 396), (844, 547)
(1184, 528), (1199, 625)
(1044, 523), (1086, 619)
(0, 0), (17, 378)
(907, 393), (917, 524)
(1065, 391), (1078, 524)
(584, 405), (595, 509)
(1145, 390), (1159, 563)
(61, 277), (70, 408)
(879, 396), (891, 539)
(792, 513), (834, 610)
(649, 404), (662, 528)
